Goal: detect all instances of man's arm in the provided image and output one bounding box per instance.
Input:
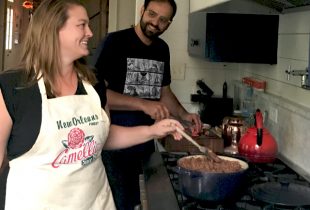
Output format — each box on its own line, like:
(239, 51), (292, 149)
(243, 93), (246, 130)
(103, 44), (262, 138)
(160, 85), (202, 131)
(106, 89), (170, 120)
(159, 86), (187, 117)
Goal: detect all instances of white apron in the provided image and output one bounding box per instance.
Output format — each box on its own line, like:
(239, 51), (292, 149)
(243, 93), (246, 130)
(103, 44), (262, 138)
(5, 78), (116, 210)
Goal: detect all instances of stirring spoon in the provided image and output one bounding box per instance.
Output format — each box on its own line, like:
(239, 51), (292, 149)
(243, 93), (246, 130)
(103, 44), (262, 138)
(175, 127), (222, 162)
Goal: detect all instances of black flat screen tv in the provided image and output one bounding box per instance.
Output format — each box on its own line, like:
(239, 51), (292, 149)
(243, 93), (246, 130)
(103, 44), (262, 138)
(205, 13), (279, 64)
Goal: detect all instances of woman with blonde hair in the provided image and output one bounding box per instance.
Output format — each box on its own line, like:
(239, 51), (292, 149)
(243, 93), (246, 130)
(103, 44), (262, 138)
(0, 0), (183, 209)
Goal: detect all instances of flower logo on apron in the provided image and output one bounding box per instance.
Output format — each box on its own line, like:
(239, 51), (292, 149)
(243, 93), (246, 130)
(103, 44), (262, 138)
(52, 128), (98, 168)
(65, 128), (85, 149)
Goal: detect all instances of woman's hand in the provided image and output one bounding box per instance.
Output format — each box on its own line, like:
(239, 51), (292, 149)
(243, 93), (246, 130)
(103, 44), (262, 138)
(105, 119), (184, 150)
(150, 118), (184, 140)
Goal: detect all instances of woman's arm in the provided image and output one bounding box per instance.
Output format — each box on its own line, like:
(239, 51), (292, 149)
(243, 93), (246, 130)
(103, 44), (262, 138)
(103, 118), (183, 150)
(0, 90), (12, 169)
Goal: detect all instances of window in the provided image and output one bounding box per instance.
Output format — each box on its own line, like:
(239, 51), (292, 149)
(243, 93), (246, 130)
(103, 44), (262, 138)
(5, 6), (13, 50)
(6, 0), (14, 50)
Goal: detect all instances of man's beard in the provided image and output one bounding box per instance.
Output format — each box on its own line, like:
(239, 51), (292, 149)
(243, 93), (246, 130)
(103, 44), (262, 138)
(140, 19), (164, 40)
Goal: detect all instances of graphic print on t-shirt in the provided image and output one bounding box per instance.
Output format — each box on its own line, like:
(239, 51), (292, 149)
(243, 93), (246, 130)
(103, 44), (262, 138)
(124, 58), (163, 99)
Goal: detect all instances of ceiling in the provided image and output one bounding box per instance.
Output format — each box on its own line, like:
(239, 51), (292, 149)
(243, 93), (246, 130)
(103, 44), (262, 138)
(29, 0), (310, 13)
(23, 0), (41, 11)
(253, 0), (310, 12)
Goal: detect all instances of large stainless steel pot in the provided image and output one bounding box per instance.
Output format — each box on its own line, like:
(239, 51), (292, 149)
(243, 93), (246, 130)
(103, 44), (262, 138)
(175, 155), (248, 202)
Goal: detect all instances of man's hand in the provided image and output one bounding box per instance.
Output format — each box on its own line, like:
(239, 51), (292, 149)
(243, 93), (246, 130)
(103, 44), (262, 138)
(141, 100), (170, 120)
(181, 113), (202, 134)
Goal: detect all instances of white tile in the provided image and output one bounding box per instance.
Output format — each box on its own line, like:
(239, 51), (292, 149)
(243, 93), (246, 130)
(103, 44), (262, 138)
(278, 34), (309, 60)
(279, 11), (310, 34)
(164, 1), (310, 178)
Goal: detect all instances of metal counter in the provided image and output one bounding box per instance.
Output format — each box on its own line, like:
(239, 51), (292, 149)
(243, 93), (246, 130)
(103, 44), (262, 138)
(142, 152), (180, 210)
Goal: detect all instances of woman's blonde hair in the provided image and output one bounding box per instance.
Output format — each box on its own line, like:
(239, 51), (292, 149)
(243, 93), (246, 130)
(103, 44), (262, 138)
(20, 0), (97, 97)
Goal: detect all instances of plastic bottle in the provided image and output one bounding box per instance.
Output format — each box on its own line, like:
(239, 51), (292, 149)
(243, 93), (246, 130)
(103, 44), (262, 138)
(223, 81), (227, 98)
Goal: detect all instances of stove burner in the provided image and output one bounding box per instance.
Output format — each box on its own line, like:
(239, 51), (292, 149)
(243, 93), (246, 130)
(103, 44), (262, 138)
(161, 152), (310, 210)
(262, 204), (310, 210)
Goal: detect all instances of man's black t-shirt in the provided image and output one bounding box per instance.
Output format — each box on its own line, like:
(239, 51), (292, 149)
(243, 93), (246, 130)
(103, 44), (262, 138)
(93, 27), (173, 210)
(94, 27), (172, 127)
(95, 27), (171, 100)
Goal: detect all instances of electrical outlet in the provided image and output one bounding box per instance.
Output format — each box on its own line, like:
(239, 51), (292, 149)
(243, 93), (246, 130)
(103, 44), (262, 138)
(269, 107), (278, 123)
(171, 64), (186, 80)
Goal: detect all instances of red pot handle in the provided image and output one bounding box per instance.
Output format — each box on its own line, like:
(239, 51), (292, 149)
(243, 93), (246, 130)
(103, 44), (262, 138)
(256, 110), (263, 146)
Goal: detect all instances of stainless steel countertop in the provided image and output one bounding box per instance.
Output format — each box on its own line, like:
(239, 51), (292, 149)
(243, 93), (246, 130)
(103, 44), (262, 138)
(142, 144), (310, 210)
(142, 151), (180, 210)
(278, 153), (310, 183)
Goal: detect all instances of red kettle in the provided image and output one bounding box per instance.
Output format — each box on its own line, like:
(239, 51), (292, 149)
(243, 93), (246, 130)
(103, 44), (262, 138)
(238, 109), (278, 163)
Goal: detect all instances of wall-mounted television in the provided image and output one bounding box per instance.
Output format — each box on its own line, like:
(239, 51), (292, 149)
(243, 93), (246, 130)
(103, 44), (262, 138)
(188, 12), (279, 64)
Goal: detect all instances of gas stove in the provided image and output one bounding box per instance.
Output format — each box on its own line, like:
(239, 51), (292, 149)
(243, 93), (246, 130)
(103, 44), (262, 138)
(157, 152), (310, 210)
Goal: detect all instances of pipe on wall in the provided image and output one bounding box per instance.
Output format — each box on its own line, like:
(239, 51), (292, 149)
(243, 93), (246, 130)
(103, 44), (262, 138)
(308, 34), (310, 87)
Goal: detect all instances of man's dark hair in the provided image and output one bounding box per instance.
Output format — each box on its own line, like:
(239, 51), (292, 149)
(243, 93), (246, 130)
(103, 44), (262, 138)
(144, 0), (177, 21)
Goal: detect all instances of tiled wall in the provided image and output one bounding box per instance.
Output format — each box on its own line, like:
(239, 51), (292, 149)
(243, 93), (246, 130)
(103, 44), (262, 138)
(239, 6), (310, 179)
(254, 91), (310, 181)
(161, 1), (243, 113)
(113, 0), (310, 178)
(162, 0), (310, 179)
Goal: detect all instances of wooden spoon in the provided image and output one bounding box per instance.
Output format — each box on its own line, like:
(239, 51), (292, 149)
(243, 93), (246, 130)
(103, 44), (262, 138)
(176, 127), (222, 163)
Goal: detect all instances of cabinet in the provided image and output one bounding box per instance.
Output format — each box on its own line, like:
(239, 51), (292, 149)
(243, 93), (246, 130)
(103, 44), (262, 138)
(188, 11), (279, 64)
(83, 0), (108, 50)
(189, 0), (230, 13)
(188, 12), (207, 59)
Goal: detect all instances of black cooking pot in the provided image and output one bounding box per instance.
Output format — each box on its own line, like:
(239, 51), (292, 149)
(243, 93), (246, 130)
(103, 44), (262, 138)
(175, 155), (248, 202)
